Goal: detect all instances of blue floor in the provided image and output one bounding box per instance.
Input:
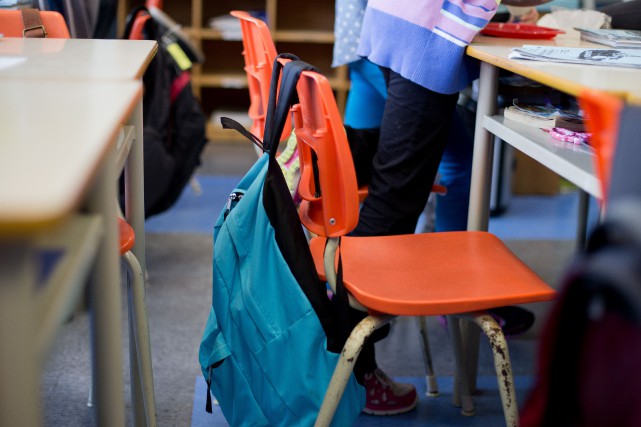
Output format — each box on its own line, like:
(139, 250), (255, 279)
(146, 174), (600, 241)
(191, 375), (534, 427)
(488, 192), (599, 240)
(145, 175), (240, 235)
(147, 174), (591, 426)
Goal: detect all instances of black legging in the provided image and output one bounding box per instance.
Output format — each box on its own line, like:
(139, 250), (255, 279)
(352, 68), (459, 237)
(350, 67), (459, 377)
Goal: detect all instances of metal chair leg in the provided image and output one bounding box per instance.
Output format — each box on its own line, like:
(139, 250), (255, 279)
(448, 315), (475, 416)
(472, 313), (518, 427)
(123, 251), (157, 427)
(461, 319), (481, 395)
(416, 317), (439, 397)
(128, 287), (146, 426)
(314, 314), (395, 427)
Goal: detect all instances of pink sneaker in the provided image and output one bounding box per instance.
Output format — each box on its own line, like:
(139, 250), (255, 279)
(362, 368), (418, 416)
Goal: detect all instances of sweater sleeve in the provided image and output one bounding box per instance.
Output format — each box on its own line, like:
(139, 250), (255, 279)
(358, 0), (499, 94)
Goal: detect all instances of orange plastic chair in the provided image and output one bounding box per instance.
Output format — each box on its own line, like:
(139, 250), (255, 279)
(0, 9), (70, 38)
(127, 12), (151, 41)
(230, 10), (286, 142)
(579, 88), (624, 205)
(291, 70), (557, 427)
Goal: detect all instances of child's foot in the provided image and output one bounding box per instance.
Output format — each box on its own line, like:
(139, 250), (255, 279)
(362, 368), (418, 416)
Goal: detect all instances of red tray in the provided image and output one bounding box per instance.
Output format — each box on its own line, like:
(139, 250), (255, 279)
(480, 23), (564, 39)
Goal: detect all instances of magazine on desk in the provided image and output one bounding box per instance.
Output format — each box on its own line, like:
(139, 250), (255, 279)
(575, 28), (641, 48)
(508, 45), (641, 69)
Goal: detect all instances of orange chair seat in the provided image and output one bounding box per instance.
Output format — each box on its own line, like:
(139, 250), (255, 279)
(310, 231), (554, 316)
(118, 218), (136, 255)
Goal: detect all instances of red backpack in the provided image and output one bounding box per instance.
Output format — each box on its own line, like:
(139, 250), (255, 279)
(521, 104), (641, 427)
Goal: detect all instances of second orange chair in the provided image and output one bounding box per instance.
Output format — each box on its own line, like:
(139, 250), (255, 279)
(292, 69), (556, 427)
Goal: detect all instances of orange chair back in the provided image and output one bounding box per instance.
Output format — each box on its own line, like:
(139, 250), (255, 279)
(127, 10), (151, 40)
(0, 10), (70, 38)
(579, 88), (623, 204)
(230, 10), (292, 141)
(292, 71), (360, 238)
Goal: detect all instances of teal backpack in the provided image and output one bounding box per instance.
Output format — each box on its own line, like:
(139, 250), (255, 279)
(198, 56), (365, 426)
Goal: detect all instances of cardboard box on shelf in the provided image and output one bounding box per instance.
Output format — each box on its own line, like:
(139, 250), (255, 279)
(511, 151), (560, 195)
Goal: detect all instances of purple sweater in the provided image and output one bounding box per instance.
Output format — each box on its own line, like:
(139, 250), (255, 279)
(358, 0), (499, 94)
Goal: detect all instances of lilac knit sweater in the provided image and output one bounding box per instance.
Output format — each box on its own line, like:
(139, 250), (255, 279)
(358, 0), (500, 94)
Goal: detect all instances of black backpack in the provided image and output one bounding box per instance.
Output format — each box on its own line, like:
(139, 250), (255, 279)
(122, 6), (208, 217)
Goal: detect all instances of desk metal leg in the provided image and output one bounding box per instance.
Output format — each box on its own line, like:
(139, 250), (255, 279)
(87, 148), (126, 427)
(125, 98), (146, 276)
(468, 61), (499, 232)
(0, 245), (41, 426)
(125, 90), (155, 427)
(576, 190), (590, 249)
(466, 61), (499, 397)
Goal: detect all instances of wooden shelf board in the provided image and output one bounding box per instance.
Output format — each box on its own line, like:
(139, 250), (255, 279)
(207, 122), (250, 142)
(193, 73), (248, 89)
(187, 27), (243, 41)
(193, 73), (349, 92)
(274, 30), (334, 43)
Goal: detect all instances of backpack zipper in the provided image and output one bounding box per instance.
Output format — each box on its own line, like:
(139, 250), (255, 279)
(223, 191), (245, 220)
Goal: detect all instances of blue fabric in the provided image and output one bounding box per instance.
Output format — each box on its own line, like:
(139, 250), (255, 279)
(358, 8), (481, 94)
(341, 58), (474, 232)
(332, 0), (368, 67)
(436, 110), (474, 232)
(344, 59), (387, 129)
(198, 154), (364, 427)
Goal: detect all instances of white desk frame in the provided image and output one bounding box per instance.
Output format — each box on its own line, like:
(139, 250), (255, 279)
(466, 36), (641, 233)
(460, 35), (641, 403)
(0, 38), (157, 426)
(0, 79), (143, 426)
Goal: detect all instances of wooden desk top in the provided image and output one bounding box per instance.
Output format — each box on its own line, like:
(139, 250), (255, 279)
(0, 79), (142, 233)
(468, 35), (641, 99)
(0, 38), (157, 80)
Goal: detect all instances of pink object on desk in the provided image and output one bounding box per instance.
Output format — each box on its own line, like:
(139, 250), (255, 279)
(547, 127), (591, 145)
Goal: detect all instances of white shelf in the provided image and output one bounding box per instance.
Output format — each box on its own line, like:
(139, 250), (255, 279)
(484, 115), (601, 199)
(33, 213), (103, 358)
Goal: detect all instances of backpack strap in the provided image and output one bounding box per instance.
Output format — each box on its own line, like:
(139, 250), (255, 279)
(21, 8), (47, 38)
(220, 53), (318, 154)
(220, 117), (263, 150)
(263, 54), (317, 156)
